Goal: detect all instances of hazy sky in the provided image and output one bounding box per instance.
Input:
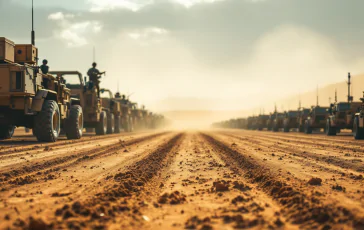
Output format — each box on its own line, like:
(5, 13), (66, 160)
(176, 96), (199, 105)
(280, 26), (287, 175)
(2, 0), (364, 111)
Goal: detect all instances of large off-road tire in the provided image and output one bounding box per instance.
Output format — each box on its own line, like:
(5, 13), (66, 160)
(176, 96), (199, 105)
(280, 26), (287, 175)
(326, 118), (336, 136)
(304, 120), (312, 134)
(95, 111), (107, 135)
(0, 125), (15, 139)
(65, 105), (83, 140)
(114, 115), (121, 133)
(107, 113), (115, 134)
(353, 116), (364, 140)
(34, 100), (60, 142)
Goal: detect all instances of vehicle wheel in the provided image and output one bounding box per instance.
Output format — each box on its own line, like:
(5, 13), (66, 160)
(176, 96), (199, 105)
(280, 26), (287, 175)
(107, 113), (115, 134)
(34, 100), (60, 142)
(0, 125), (15, 139)
(304, 121), (312, 134)
(65, 105), (83, 140)
(114, 115), (121, 133)
(353, 116), (364, 140)
(326, 119), (336, 136)
(95, 111), (107, 135)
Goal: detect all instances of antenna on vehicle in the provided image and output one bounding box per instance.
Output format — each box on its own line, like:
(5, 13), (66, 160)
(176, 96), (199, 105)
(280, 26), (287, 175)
(274, 103), (277, 113)
(316, 85), (318, 106)
(31, 0), (35, 46)
(335, 88), (337, 103)
(347, 72), (353, 103)
(298, 99), (301, 110)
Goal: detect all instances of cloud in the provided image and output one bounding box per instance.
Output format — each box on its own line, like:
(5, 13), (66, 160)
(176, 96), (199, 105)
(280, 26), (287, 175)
(86, 0), (227, 12)
(87, 0), (153, 12)
(127, 27), (168, 44)
(48, 12), (102, 47)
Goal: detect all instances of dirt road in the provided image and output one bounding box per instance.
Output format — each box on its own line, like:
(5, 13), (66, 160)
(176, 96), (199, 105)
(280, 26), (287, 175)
(0, 130), (363, 229)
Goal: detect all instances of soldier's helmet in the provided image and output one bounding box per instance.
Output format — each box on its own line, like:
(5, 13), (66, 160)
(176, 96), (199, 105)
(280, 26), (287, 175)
(122, 94), (126, 99)
(92, 62), (97, 67)
(43, 59), (48, 64)
(115, 92), (121, 98)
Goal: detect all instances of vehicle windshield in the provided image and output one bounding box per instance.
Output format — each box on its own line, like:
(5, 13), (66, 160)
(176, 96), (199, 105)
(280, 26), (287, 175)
(301, 109), (310, 115)
(336, 103), (351, 111)
(60, 74), (82, 85)
(288, 111), (298, 116)
(314, 108), (328, 114)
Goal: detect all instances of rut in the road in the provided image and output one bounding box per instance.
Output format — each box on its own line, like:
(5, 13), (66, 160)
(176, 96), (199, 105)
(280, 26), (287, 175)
(0, 132), (167, 190)
(46, 133), (184, 229)
(201, 133), (364, 229)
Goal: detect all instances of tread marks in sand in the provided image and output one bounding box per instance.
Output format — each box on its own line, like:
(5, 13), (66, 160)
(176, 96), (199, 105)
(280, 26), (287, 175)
(201, 133), (364, 229)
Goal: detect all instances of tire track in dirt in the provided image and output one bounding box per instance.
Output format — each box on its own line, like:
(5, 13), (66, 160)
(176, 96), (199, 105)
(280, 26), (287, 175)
(222, 131), (364, 173)
(201, 132), (364, 229)
(246, 130), (364, 155)
(0, 132), (182, 230)
(0, 132), (149, 157)
(213, 131), (364, 211)
(26, 133), (185, 230)
(0, 132), (168, 190)
(137, 132), (294, 230)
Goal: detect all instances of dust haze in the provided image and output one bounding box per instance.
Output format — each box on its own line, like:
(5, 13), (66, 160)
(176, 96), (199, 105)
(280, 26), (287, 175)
(2, 0), (364, 128)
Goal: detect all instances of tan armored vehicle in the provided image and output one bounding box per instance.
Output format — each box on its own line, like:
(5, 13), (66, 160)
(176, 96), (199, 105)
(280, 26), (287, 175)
(272, 113), (285, 132)
(304, 106), (329, 134)
(297, 108), (310, 132)
(131, 103), (143, 130)
(114, 93), (133, 132)
(100, 89), (123, 133)
(326, 74), (361, 136)
(0, 38), (83, 141)
(283, 110), (299, 132)
(49, 71), (116, 135)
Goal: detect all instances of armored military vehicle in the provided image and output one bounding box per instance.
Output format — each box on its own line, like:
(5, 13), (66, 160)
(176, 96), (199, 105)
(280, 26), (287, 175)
(297, 108), (311, 132)
(326, 74), (361, 136)
(0, 33), (82, 141)
(304, 106), (329, 134)
(272, 112), (285, 132)
(283, 110), (299, 132)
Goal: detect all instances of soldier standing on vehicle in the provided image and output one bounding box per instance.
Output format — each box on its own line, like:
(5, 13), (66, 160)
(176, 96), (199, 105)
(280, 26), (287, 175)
(40, 59), (50, 89)
(40, 59), (49, 74)
(87, 62), (105, 98)
(120, 95), (129, 105)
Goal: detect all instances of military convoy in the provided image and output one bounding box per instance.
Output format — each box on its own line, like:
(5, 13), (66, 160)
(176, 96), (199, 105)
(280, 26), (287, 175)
(0, 9), (164, 141)
(213, 72), (364, 140)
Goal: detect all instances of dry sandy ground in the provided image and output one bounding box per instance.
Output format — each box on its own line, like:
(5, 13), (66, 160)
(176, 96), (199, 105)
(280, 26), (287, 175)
(0, 129), (363, 229)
